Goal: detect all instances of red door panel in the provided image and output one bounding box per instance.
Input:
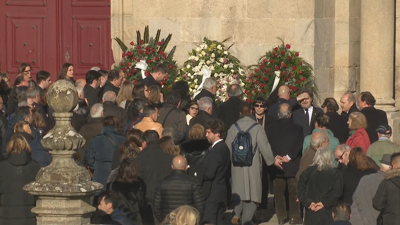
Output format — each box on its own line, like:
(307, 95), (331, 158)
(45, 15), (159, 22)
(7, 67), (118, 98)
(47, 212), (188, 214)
(0, 0), (57, 82)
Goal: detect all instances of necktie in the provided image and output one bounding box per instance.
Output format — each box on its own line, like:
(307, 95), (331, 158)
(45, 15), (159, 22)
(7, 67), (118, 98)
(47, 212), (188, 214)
(305, 108), (310, 127)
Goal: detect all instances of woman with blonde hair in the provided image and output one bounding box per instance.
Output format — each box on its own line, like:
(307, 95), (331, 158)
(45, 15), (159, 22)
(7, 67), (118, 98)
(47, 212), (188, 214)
(346, 112), (370, 153)
(116, 81), (134, 109)
(147, 85), (163, 107)
(0, 134), (41, 224)
(161, 205), (199, 225)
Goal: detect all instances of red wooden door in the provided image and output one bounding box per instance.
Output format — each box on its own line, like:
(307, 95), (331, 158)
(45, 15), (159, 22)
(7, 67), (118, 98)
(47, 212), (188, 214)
(60, 0), (113, 80)
(0, 0), (113, 82)
(0, 0), (57, 82)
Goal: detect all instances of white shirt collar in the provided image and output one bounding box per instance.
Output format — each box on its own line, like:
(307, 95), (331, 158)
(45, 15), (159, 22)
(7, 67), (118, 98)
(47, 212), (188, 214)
(211, 139), (224, 149)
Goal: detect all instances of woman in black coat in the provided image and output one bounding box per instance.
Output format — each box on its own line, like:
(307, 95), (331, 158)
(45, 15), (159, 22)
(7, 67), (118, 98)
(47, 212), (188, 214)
(340, 147), (376, 204)
(0, 134), (41, 225)
(297, 147), (343, 225)
(321, 98), (349, 143)
(106, 158), (145, 225)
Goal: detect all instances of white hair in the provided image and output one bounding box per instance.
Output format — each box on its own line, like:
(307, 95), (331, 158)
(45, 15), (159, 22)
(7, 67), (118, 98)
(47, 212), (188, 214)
(310, 130), (329, 149)
(311, 147), (334, 171)
(203, 78), (217, 90)
(198, 97), (213, 111)
(102, 91), (116, 102)
(90, 66), (101, 71)
(90, 103), (103, 118)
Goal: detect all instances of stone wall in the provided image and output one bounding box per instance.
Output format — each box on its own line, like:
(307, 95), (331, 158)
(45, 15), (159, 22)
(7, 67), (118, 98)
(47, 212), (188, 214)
(396, 0), (400, 107)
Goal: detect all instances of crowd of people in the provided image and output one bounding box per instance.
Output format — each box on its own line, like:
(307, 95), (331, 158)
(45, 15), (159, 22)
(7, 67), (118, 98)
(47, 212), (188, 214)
(0, 62), (399, 225)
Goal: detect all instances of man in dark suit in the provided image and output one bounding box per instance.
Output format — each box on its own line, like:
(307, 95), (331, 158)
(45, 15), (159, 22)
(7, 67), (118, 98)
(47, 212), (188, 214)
(268, 85), (308, 120)
(189, 96), (214, 130)
(100, 69), (122, 97)
(340, 92), (359, 119)
(83, 70), (101, 109)
(202, 119), (230, 225)
(266, 103), (303, 225)
(217, 84), (245, 131)
(358, 91), (388, 144)
(322, 97), (349, 143)
(141, 64), (167, 90)
(291, 87), (324, 136)
(194, 77), (218, 117)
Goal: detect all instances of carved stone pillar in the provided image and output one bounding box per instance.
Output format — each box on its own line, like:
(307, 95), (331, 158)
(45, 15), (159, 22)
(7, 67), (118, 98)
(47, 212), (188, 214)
(360, 0), (396, 112)
(24, 80), (103, 224)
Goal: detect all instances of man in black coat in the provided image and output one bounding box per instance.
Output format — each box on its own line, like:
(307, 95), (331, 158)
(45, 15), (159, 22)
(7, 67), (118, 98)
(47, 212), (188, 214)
(340, 92), (359, 119)
(194, 77), (218, 118)
(217, 84), (245, 131)
(100, 69), (122, 97)
(189, 96), (214, 131)
(202, 119), (230, 225)
(84, 70), (101, 109)
(134, 130), (174, 223)
(265, 103), (303, 224)
(268, 85), (308, 121)
(358, 91), (388, 144)
(291, 87), (324, 136)
(102, 91), (127, 134)
(153, 155), (204, 222)
(141, 64), (167, 90)
(322, 98), (349, 143)
(373, 152), (400, 224)
(157, 91), (187, 144)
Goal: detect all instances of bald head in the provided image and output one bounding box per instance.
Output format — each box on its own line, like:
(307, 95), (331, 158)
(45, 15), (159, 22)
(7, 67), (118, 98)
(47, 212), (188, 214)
(392, 153), (400, 169)
(172, 155), (188, 170)
(75, 79), (86, 88)
(278, 85), (290, 100)
(310, 131), (328, 149)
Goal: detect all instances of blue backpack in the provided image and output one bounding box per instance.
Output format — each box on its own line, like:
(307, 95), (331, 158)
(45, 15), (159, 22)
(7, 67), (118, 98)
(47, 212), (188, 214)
(231, 123), (258, 167)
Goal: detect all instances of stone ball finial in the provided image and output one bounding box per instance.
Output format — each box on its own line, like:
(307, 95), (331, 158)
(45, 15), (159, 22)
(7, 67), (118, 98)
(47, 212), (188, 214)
(47, 80), (78, 113)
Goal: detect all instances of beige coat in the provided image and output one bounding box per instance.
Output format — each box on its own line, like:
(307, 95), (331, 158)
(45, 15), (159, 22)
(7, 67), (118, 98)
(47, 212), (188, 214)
(135, 117), (163, 138)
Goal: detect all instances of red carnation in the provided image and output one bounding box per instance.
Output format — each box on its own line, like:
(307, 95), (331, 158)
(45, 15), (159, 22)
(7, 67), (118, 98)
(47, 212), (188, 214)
(288, 55), (292, 60)
(146, 59), (152, 63)
(127, 51), (133, 56)
(262, 89), (266, 94)
(266, 68), (271, 72)
(160, 51), (164, 54)
(140, 40), (144, 44)
(300, 61), (303, 65)
(155, 57), (159, 61)
(120, 62), (124, 66)
(257, 75), (261, 79)
(158, 41), (162, 46)
(297, 80), (300, 84)
(284, 77), (288, 81)
(274, 47), (278, 52)
(293, 87), (298, 91)
(286, 44), (291, 49)
(145, 51), (149, 55)
(137, 59), (141, 62)
(292, 66), (297, 71)
(255, 69), (259, 73)
(283, 64), (287, 68)
(130, 41), (134, 46)
(254, 89), (258, 94)
(255, 80), (259, 84)
(168, 64), (174, 69)
(126, 72), (130, 76)
(282, 71), (286, 76)
(151, 49), (155, 53)
(245, 90), (249, 94)
(275, 66), (279, 71)
(263, 59), (267, 63)
(132, 69), (136, 73)
(122, 67), (126, 72)
(139, 50), (144, 54)
(250, 73), (254, 78)
(281, 50), (285, 55)
(263, 77), (268, 81)
(145, 71), (149, 76)
(122, 53), (126, 57)
(273, 52), (277, 57)
(166, 76), (169, 80)
(163, 55), (167, 59)
(289, 85), (293, 89)
(301, 77), (305, 82)
(246, 99), (250, 103)
(134, 80), (138, 84)
(137, 45), (142, 49)
(127, 62), (131, 67)
(133, 57), (136, 60)
(260, 83), (265, 88)
(145, 46), (150, 51)
(260, 64), (264, 69)
(153, 67), (156, 71)
(295, 52), (299, 57)
(300, 71), (303, 75)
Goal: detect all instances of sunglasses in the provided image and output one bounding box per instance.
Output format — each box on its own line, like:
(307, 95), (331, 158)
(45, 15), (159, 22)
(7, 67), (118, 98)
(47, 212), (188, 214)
(254, 104), (265, 108)
(335, 151), (346, 161)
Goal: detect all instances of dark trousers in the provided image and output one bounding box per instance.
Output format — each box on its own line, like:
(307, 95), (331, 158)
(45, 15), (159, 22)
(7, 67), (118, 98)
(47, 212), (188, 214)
(273, 177), (300, 220)
(202, 202), (225, 225)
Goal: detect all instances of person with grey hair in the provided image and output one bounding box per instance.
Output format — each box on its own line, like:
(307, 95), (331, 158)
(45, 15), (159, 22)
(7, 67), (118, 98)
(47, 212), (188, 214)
(332, 202), (352, 225)
(297, 147), (343, 225)
(78, 103), (104, 166)
(265, 102), (304, 224)
(194, 77), (218, 117)
(340, 92), (359, 119)
(102, 91), (127, 134)
(189, 97), (214, 131)
(26, 86), (49, 131)
(217, 84), (245, 130)
(296, 130), (329, 181)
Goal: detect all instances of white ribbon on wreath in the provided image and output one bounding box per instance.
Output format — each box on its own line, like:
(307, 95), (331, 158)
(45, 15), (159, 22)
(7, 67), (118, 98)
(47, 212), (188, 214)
(270, 70), (281, 97)
(135, 60), (148, 79)
(194, 66), (212, 96)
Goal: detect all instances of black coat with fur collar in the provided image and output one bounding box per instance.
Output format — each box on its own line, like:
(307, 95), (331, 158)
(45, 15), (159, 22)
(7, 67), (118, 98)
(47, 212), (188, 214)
(179, 139), (210, 166)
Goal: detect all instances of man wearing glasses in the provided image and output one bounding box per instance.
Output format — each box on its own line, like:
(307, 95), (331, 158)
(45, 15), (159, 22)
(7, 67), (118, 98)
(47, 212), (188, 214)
(335, 144), (379, 171)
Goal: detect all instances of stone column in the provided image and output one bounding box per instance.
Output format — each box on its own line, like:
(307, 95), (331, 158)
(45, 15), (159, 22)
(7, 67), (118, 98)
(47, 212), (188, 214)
(360, 0), (396, 112)
(24, 80), (103, 224)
